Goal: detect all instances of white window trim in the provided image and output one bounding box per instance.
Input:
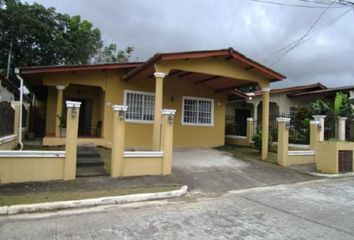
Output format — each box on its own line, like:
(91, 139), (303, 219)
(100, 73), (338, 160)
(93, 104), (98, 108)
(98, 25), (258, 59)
(123, 89), (155, 124)
(181, 96), (214, 127)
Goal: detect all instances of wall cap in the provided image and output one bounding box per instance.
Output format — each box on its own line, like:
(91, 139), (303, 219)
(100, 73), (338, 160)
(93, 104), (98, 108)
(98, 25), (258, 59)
(161, 109), (176, 115)
(276, 117), (290, 123)
(247, 117), (253, 121)
(112, 105), (128, 112)
(0, 150), (65, 158)
(66, 101), (81, 108)
(124, 151), (163, 158)
(0, 134), (17, 145)
(154, 72), (167, 78)
(10, 101), (21, 109)
(337, 116), (348, 120)
(310, 120), (320, 125)
(313, 115), (326, 118)
(261, 87), (270, 93)
(288, 150), (315, 156)
(225, 135), (247, 139)
(56, 85), (66, 90)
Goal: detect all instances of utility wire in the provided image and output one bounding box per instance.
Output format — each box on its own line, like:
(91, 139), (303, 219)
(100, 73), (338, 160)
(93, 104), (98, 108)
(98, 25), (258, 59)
(249, 0), (346, 8)
(268, 3), (333, 66)
(264, 7), (352, 65)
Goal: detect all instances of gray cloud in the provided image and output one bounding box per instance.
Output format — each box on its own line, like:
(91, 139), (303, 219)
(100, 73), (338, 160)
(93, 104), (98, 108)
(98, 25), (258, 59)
(25, 0), (354, 88)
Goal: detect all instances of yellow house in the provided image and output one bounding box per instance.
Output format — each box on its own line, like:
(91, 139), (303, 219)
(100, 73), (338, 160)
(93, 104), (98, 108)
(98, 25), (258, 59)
(20, 48), (285, 160)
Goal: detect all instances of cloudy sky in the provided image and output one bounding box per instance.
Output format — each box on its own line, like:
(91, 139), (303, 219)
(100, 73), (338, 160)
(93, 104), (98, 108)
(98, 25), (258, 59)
(26, 0), (354, 88)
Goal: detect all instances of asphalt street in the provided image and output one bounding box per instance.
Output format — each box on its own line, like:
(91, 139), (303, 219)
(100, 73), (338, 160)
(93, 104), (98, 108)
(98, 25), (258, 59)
(1, 178), (354, 239)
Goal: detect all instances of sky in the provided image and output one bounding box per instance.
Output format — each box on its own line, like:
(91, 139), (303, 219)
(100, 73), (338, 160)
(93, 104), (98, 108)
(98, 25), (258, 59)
(25, 0), (354, 88)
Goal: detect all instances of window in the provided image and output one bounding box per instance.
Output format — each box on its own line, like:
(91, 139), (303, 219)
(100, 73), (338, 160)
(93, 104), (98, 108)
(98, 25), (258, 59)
(124, 90), (155, 123)
(182, 96), (214, 126)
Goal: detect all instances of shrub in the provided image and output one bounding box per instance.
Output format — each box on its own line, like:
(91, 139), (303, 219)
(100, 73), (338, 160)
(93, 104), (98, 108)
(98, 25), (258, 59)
(252, 132), (273, 152)
(310, 99), (331, 115)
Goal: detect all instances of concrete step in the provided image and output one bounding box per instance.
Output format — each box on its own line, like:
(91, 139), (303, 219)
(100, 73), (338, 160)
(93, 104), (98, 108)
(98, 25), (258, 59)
(76, 166), (108, 177)
(77, 152), (101, 158)
(77, 157), (104, 167)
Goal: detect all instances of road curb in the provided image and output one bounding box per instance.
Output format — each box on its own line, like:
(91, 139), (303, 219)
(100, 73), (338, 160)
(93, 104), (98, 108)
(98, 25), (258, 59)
(307, 172), (354, 178)
(0, 185), (188, 216)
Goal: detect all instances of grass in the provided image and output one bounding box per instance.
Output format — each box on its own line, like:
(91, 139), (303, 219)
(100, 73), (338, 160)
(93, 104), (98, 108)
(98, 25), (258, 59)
(217, 144), (278, 164)
(0, 185), (179, 206)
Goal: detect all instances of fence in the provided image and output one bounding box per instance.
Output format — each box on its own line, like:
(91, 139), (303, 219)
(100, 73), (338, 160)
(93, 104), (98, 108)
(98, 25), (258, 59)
(254, 114), (310, 145)
(0, 102), (14, 138)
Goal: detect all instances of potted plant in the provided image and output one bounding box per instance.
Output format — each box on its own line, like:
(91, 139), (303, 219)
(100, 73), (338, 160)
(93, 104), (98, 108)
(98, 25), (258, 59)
(57, 114), (66, 137)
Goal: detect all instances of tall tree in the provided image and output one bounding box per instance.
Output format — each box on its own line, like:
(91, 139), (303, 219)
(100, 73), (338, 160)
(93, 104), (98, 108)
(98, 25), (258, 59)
(0, 0), (133, 77)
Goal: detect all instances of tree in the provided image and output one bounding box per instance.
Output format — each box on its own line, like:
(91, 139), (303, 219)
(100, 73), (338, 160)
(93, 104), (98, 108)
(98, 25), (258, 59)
(334, 92), (353, 118)
(93, 44), (134, 64)
(0, 0), (133, 77)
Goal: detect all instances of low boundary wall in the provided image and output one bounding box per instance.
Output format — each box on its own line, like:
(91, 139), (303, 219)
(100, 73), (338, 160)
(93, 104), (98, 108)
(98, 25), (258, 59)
(225, 135), (249, 146)
(123, 151), (164, 177)
(0, 135), (17, 150)
(0, 151), (65, 184)
(288, 150), (315, 165)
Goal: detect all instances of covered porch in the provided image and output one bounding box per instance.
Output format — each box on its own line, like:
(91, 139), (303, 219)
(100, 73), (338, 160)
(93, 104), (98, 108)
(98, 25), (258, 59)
(122, 48), (286, 159)
(18, 65), (113, 148)
(43, 84), (106, 146)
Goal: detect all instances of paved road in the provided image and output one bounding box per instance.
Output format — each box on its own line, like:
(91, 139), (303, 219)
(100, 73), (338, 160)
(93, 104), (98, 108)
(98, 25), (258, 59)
(1, 178), (354, 240)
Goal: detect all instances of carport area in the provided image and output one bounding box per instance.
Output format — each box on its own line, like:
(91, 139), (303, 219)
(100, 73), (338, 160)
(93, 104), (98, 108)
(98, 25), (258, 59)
(170, 148), (317, 194)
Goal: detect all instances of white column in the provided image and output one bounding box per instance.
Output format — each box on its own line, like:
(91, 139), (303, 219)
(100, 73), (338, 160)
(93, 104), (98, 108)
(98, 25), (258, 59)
(253, 102), (258, 121)
(338, 117), (347, 141)
(152, 72), (167, 150)
(313, 115), (326, 141)
(252, 102), (259, 133)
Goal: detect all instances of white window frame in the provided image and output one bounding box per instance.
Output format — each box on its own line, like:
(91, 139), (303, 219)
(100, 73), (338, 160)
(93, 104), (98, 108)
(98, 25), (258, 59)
(181, 96), (214, 127)
(123, 89), (155, 124)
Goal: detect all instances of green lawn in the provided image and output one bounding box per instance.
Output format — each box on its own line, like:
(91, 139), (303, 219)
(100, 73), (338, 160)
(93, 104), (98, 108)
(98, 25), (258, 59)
(0, 186), (179, 206)
(217, 145), (278, 164)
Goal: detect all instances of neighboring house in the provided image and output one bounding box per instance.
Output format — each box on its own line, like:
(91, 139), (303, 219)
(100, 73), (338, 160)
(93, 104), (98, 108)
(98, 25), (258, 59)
(19, 48), (285, 156)
(226, 82), (354, 136)
(0, 73), (15, 103)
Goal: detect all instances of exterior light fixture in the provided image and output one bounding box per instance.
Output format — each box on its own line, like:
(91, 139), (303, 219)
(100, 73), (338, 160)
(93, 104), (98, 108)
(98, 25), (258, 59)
(119, 109), (126, 120)
(66, 101), (82, 119)
(168, 114), (174, 124)
(71, 107), (77, 118)
(112, 105), (128, 121)
(161, 109), (176, 125)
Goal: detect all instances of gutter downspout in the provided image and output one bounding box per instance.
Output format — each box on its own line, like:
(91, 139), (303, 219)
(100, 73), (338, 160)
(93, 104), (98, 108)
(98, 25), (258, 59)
(14, 68), (24, 150)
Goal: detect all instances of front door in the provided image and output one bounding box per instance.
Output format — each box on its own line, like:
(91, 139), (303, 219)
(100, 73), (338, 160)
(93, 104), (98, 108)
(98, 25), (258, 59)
(235, 109), (251, 136)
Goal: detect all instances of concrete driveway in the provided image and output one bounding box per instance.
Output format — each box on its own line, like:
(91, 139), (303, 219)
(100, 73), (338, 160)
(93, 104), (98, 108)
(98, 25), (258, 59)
(169, 148), (317, 194)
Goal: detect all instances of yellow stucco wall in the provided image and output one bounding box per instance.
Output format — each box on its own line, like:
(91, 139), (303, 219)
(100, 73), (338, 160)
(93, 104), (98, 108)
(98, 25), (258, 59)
(42, 69), (228, 148)
(288, 155), (315, 165)
(0, 157), (65, 183)
(316, 141), (354, 174)
(123, 157), (163, 177)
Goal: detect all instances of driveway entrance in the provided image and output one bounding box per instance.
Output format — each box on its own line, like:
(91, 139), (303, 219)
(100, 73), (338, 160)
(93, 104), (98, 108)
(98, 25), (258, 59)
(171, 148), (317, 194)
